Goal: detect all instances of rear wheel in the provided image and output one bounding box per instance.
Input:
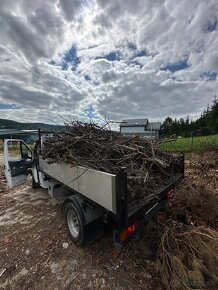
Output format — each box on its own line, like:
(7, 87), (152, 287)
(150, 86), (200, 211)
(64, 202), (85, 245)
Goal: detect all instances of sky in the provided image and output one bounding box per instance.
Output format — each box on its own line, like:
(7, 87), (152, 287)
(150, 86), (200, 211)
(0, 0), (217, 126)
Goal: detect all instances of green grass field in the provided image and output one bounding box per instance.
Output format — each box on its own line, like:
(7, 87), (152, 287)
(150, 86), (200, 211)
(160, 134), (218, 153)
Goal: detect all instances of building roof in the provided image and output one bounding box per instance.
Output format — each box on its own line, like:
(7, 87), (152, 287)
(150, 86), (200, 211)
(120, 118), (148, 127)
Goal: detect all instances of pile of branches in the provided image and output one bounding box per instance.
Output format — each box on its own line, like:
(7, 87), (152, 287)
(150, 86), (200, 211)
(157, 224), (218, 290)
(154, 153), (218, 290)
(42, 122), (183, 203)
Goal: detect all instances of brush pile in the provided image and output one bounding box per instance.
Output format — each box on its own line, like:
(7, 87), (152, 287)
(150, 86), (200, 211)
(41, 122), (183, 203)
(154, 149), (218, 290)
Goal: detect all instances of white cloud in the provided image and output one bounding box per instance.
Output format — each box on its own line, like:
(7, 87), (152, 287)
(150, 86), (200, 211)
(0, 0), (217, 124)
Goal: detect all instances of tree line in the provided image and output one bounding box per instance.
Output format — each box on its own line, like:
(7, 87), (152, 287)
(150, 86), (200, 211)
(160, 96), (218, 137)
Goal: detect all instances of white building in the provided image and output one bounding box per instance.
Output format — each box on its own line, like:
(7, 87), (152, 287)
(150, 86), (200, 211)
(119, 119), (161, 139)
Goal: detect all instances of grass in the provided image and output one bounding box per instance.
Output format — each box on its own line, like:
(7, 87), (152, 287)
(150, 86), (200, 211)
(160, 134), (218, 153)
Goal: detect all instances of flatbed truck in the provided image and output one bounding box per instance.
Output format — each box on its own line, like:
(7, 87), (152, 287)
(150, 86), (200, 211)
(3, 134), (184, 248)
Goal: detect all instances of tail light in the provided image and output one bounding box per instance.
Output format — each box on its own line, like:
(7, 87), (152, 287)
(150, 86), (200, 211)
(119, 221), (139, 242)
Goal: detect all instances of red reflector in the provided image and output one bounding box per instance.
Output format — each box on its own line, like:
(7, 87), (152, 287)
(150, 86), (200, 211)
(120, 221), (139, 242)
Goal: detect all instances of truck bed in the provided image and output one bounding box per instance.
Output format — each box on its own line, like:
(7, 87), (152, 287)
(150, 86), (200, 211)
(39, 156), (117, 213)
(39, 152), (184, 221)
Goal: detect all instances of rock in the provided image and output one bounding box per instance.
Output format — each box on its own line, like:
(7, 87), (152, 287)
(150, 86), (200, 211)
(62, 242), (69, 249)
(50, 262), (59, 274)
(143, 272), (152, 279)
(99, 278), (105, 288)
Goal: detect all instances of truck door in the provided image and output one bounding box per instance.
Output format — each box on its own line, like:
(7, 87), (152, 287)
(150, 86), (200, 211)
(4, 139), (33, 188)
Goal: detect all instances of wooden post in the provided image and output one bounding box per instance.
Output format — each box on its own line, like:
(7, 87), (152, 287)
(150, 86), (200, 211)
(191, 131), (194, 150)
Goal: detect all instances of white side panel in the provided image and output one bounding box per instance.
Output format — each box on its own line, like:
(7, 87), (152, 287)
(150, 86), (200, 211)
(39, 157), (117, 213)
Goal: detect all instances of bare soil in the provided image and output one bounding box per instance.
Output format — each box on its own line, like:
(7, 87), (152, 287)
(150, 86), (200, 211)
(0, 178), (158, 290)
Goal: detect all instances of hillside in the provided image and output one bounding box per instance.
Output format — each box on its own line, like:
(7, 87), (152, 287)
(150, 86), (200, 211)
(0, 118), (65, 131)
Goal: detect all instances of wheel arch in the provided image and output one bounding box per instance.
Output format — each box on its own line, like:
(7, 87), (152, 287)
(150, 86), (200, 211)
(63, 195), (85, 223)
(63, 194), (105, 246)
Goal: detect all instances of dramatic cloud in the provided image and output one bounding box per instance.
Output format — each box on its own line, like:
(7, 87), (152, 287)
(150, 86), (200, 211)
(0, 0), (217, 125)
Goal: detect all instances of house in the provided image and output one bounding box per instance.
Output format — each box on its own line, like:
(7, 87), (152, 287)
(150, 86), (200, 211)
(119, 119), (161, 139)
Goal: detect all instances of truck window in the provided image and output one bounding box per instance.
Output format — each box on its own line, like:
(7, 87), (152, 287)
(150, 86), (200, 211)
(7, 141), (22, 161)
(7, 140), (32, 161)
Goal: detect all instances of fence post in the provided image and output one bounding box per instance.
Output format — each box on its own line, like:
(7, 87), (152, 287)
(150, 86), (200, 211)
(191, 131), (194, 150)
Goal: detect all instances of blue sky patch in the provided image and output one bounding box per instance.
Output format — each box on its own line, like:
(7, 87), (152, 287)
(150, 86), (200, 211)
(103, 51), (122, 61)
(201, 72), (217, 80)
(135, 50), (147, 57)
(62, 45), (80, 71)
(61, 62), (68, 70)
(0, 103), (20, 110)
(161, 59), (189, 73)
(84, 75), (91, 81)
(80, 105), (98, 119)
(125, 42), (147, 68)
(127, 42), (147, 57)
(206, 19), (217, 32)
(127, 42), (137, 50)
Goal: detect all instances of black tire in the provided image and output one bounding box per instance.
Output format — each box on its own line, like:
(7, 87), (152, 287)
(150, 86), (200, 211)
(32, 176), (40, 188)
(64, 201), (85, 246)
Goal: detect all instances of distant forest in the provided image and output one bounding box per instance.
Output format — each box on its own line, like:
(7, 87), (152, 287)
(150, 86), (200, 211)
(161, 96), (218, 137)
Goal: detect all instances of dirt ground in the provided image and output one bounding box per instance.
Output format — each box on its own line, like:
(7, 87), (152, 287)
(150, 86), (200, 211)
(0, 171), (158, 290)
(0, 151), (217, 290)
